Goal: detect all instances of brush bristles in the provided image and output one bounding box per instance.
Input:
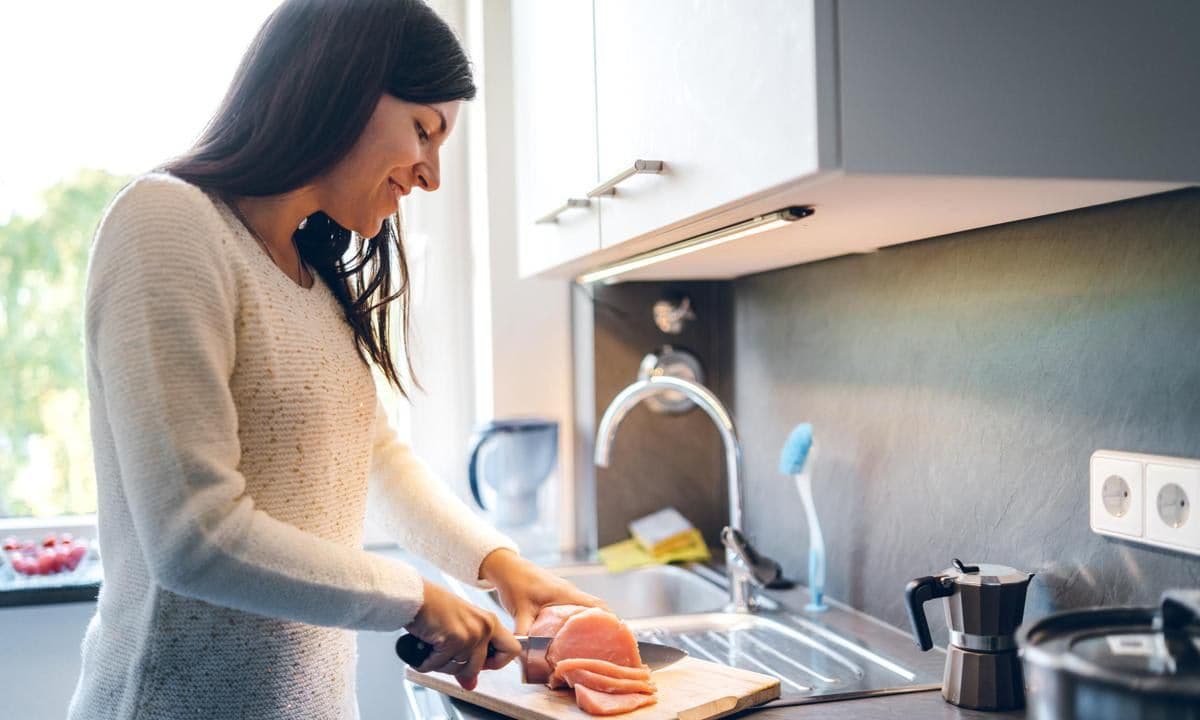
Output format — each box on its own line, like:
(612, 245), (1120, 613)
(778, 423), (814, 475)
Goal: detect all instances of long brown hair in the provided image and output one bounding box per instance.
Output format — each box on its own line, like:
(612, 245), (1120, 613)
(159, 0), (475, 396)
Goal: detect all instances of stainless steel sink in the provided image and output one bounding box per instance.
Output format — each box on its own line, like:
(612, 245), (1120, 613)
(627, 611), (934, 703)
(549, 563), (941, 705)
(550, 563), (730, 618)
(429, 558), (942, 711)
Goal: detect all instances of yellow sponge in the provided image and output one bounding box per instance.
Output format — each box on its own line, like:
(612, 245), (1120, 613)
(629, 507), (696, 556)
(598, 530), (710, 573)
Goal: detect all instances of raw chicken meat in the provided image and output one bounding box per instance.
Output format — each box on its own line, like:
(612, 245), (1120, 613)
(574, 685), (658, 715)
(545, 607), (643, 668)
(559, 668), (656, 695)
(528, 604), (588, 637)
(552, 658), (652, 681)
(548, 658), (652, 689)
(530, 605), (659, 716)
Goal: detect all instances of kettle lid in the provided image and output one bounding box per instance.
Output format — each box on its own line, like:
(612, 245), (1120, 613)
(942, 558), (1033, 587)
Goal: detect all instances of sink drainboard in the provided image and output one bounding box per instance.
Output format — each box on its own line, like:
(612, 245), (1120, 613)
(627, 613), (924, 702)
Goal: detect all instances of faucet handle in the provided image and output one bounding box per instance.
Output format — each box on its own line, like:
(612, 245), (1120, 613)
(721, 527), (784, 588)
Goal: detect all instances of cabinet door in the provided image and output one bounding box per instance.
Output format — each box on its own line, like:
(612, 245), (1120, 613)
(593, 0), (825, 249)
(836, 0), (1200, 181)
(512, 0), (601, 277)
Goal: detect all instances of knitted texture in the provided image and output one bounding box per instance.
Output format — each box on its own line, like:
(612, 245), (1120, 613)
(68, 172), (516, 720)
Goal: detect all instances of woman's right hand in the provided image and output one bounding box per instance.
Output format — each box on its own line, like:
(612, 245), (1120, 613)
(405, 579), (522, 691)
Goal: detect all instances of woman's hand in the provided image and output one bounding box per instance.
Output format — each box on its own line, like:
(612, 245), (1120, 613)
(404, 579), (522, 691)
(479, 548), (609, 635)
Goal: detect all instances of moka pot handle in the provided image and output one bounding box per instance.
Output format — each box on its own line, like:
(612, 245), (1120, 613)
(905, 575), (955, 651)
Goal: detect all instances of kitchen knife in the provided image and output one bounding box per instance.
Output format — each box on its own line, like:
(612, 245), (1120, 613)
(395, 633), (687, 683)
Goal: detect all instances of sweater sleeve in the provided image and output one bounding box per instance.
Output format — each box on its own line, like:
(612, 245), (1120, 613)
(86, 176), (425, 631)
(367, 398), (519, 588)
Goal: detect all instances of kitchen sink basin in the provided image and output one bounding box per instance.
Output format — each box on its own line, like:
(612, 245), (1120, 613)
(549, 563), (730, 618)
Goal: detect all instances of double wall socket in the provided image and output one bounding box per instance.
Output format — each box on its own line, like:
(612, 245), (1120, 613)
(1090, 449), (1200, 556)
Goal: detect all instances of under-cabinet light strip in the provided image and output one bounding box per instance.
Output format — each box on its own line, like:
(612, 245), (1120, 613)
(575, 206), (813, 285)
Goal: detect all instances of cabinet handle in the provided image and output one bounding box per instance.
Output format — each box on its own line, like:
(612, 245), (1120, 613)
(535, 197), (591, 224)
(587, 159), (665, 198)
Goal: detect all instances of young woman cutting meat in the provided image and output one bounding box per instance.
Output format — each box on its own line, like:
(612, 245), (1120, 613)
(69, 1), (601, 717)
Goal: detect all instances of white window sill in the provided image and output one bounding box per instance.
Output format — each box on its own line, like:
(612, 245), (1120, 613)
(0, 515), (97, 542)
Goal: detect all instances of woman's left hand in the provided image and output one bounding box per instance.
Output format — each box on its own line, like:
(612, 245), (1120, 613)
(479, 549), (609, 634)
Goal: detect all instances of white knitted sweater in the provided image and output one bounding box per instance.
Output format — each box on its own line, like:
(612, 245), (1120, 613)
(68, 172), (516, 720)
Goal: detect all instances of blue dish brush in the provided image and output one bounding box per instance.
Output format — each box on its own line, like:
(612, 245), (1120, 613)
(779, 423), (827, 612)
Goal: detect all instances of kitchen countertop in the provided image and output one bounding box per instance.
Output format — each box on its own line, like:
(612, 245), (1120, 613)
(747, 691), (1025, 719)
(436, 687), (1025, 720)
(386, 546), (1028, 720)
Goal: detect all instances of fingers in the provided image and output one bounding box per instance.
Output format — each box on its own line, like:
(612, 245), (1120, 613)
(414, 610), (517, 684)
(455, 638), (490, 691)
(485, 623), (521, 671)
(424, 637), (479, 677)
(513, 606), (536, 636)
(572, 589), (610, 612)
(417, 639), (462, 675)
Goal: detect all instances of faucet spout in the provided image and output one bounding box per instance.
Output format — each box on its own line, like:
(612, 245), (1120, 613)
(594, 375), (755, 612)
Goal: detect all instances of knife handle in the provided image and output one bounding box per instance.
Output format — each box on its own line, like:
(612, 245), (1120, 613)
(395, 633), (498, 668)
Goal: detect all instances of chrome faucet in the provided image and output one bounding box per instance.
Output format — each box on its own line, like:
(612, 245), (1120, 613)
(594, 375), (761, 613)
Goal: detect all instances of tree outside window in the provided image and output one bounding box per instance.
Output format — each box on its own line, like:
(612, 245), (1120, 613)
(1, 171), (131, 516)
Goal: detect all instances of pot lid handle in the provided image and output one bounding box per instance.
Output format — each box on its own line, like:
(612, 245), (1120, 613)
(952, 558), (980, 574)
(1153, 589), (1200, 674)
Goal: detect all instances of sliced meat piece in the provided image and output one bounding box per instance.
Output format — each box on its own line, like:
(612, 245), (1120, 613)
(574, 685), (658, 716)
(552, 658), (652, 681)
(545, 608), (643, 669)
(529, 604), (595, 688)
(561, 668), (655, 695)
(528, 604), (589, 637)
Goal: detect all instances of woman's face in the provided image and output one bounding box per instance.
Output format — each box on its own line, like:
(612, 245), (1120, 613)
(318, 94), (460, 238)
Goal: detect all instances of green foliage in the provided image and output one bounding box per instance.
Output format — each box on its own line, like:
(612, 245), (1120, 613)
(1, 169), (131, 517)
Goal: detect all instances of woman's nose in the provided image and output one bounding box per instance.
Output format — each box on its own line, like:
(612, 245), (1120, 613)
(415, 161), (440, 192)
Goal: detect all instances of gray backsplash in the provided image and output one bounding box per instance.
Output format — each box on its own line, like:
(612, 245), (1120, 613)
(586, 282), (733, 550)
(586, 187), (1200, 647)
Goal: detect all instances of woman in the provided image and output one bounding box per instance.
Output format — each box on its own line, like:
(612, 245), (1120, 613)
(70, 1), (600, 718)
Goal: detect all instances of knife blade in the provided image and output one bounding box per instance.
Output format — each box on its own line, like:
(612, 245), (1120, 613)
(395, 633), (687, 684)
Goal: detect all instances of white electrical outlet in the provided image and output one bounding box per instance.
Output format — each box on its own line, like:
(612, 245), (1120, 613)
(1090, 451), (1144, 538)
(1145, 461), (1200, 552)
(1090, 450), (1200, 557)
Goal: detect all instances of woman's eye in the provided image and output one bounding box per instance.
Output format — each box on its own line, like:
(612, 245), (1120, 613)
(415, 122), (429, 142)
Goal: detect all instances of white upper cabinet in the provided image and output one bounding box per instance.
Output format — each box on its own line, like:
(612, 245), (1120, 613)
(513, 0), (1199, 281)
(592, 0), (829, 249)
(511, 0), (600, 277)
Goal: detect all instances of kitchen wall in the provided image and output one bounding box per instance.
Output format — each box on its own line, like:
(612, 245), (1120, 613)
(586, 282), (733, 549)
(589, 187), (1200, 646)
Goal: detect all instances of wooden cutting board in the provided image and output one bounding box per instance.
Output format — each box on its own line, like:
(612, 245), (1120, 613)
(405, 656), (780, 720)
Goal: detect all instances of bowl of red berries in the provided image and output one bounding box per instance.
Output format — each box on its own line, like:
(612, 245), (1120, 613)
(3, 532), (90, 577)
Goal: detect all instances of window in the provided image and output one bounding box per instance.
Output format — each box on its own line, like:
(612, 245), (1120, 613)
(0, 2), (287, 524)
(2, 1), (478, 542)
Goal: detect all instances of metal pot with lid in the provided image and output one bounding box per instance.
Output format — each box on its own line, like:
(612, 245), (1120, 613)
(1019, 589), (1200, 719)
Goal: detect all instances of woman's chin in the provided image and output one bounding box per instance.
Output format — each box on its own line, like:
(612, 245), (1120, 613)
(351, 218), (385, 239)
